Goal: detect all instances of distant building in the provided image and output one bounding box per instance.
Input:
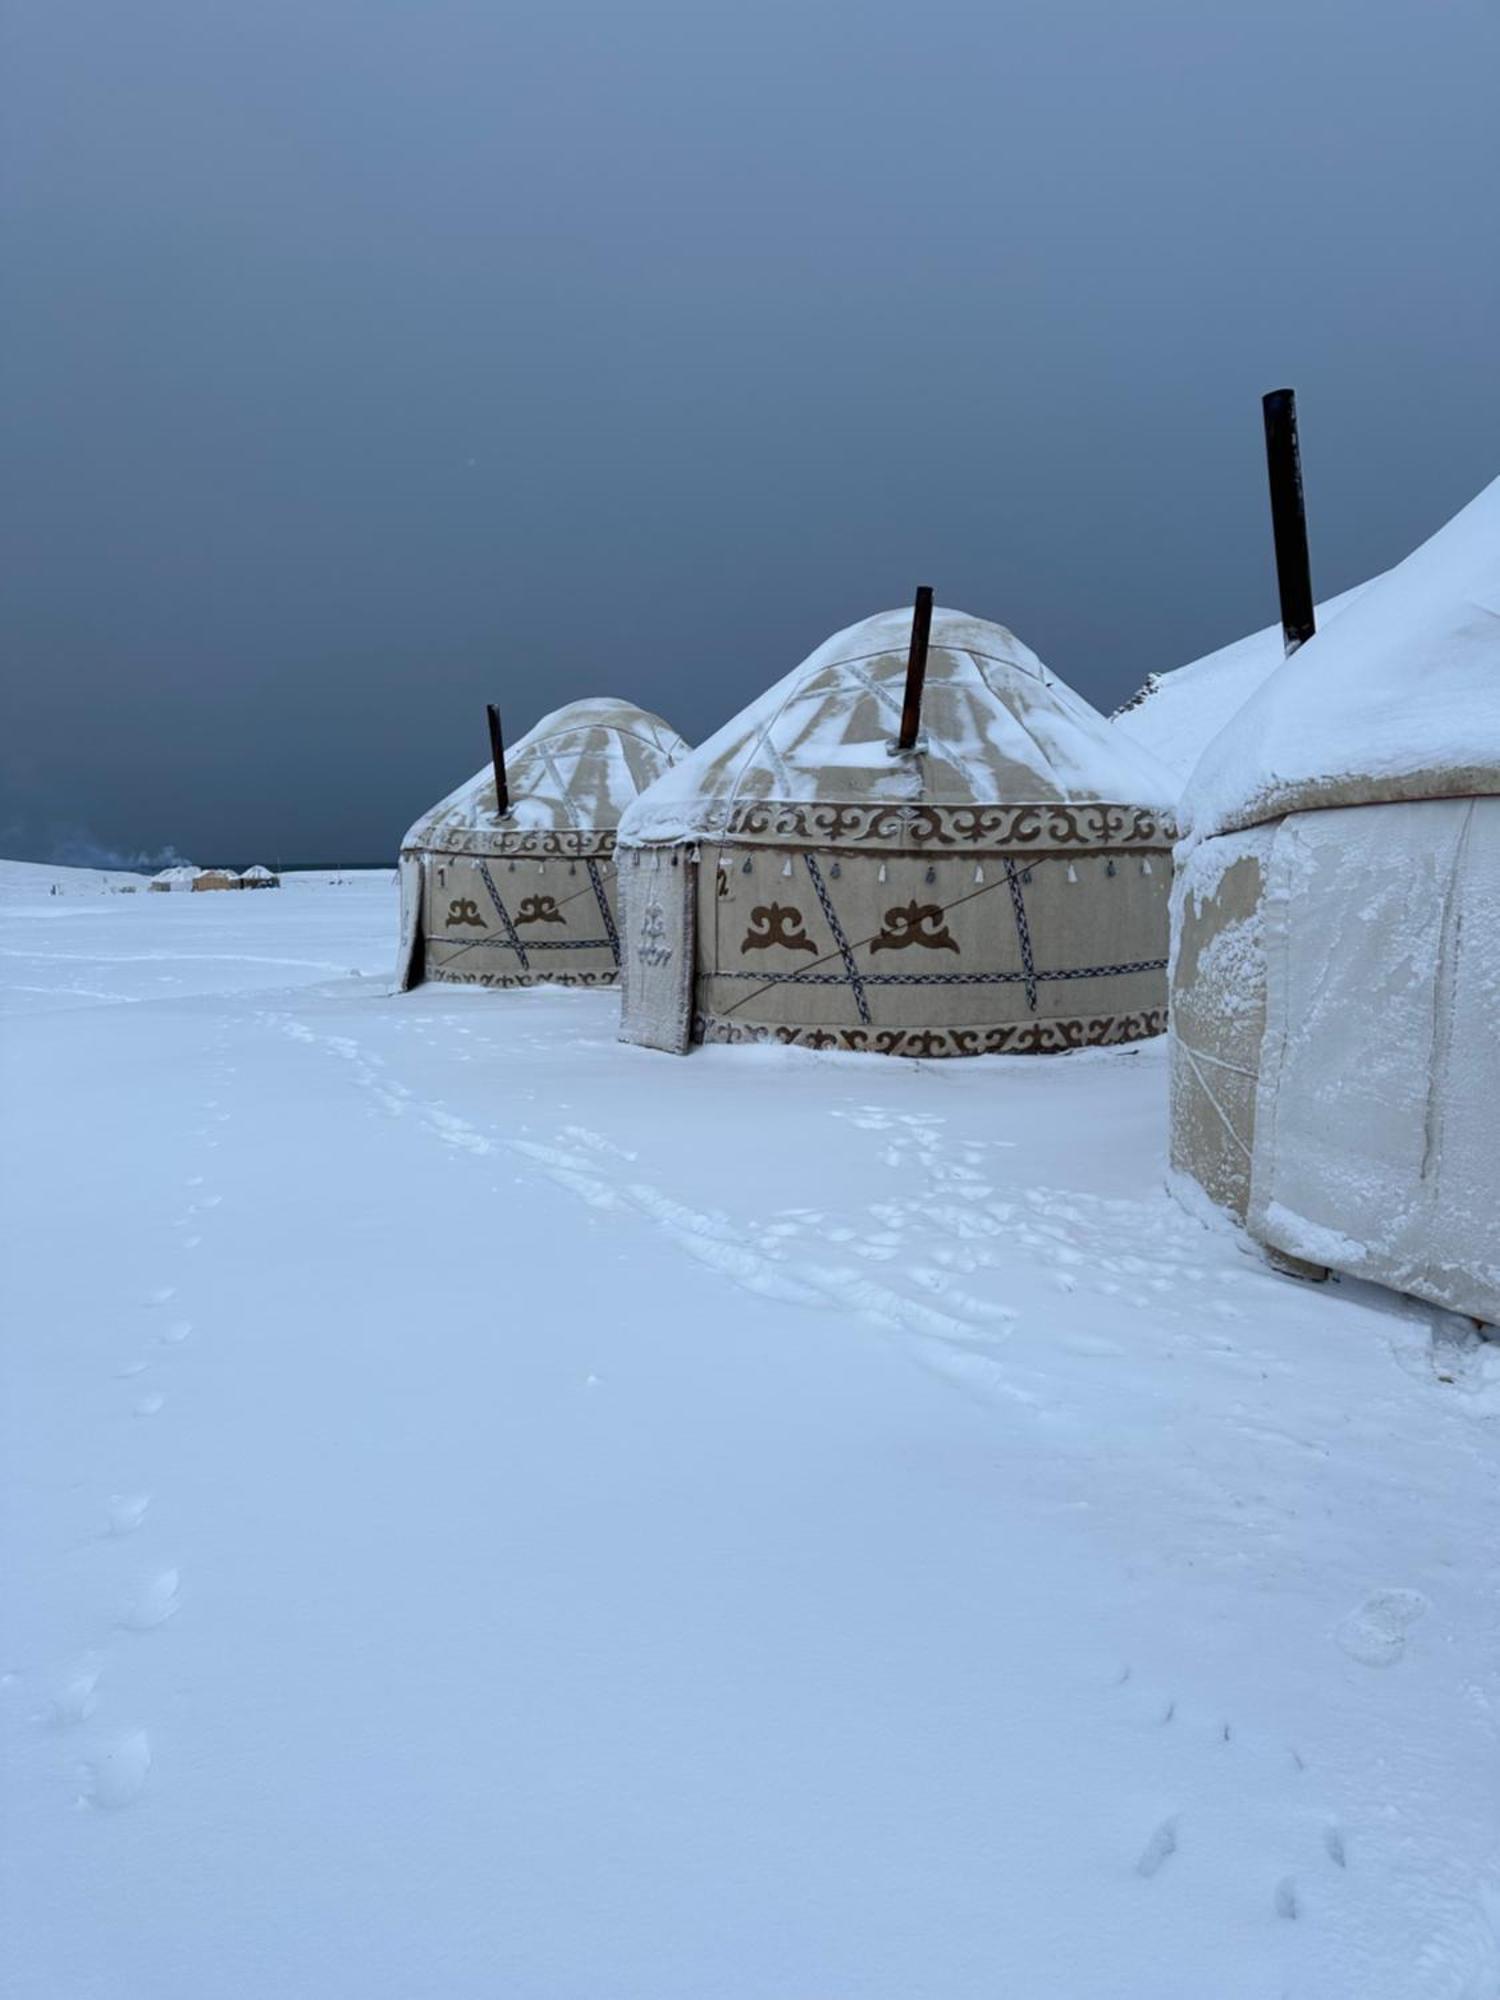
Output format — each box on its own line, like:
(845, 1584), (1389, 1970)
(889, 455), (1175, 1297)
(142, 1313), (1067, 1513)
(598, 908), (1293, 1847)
(241, 865), (280, 889)
(191, 868), (241, 892)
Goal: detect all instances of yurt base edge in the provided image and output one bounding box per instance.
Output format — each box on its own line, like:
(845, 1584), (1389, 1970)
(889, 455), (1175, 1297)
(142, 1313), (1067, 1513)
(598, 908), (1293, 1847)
(694, 1006), (1166, 1058)
(426, 966), (620, 991)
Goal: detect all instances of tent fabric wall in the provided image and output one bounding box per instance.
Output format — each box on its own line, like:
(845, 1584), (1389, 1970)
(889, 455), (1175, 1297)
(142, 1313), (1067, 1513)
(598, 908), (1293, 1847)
(692, 837), (1168, 1057)
(1248, 798), (1500, 1324)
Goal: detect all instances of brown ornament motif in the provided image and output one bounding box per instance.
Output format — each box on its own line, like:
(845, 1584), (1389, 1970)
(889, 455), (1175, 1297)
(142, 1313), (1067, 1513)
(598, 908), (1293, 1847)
(870, 901), (960, 954)
(740, 904), (818, 955)
(445, 897), (487, 928)
(516, 894), (564, 925)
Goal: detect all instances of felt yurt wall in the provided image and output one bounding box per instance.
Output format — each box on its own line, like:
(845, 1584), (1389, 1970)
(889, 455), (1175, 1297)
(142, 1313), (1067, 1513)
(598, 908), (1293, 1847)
(396, 699), (689, 993)
(618, 608), (1179, 1058)
(1170, 475), (1500, 1323)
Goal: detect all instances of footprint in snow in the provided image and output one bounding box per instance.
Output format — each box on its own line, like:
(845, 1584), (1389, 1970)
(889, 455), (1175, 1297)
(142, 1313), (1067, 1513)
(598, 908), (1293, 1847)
(121, 1569), (181, 1631)
(1336, 1588), (1429, 1667)
(132, 1391), (166, 1418)
(143, 1287), (177, 1308)
(106, 1494), (151, 1536)
(160, 1320), (192, 1345)
(47, 1663), (101, 1727)
(79, 1730), (151, 1809)
(1136, 1816), (1179, 1878)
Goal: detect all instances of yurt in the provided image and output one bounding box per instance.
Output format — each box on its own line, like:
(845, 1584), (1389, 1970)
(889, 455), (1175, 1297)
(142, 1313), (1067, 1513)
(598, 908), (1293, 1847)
(397, 698), (689, 992)
(149, 864), (199, 892)
(1170, 474), (1500, 1324)
(241, 865), (280, 889)
(192, 867), (240, 892)
(617, 602), (1179, 1057)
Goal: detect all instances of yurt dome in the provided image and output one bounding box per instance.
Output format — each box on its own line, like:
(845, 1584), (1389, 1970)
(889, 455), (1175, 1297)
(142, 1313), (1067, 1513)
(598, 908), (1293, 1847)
(397, 697), (689, 993)
(1171, 473), (1500, 1323)
(241, 864), (279, 888)
(1113, 579), (1377, 788)
(618, 606), (1179, 1058)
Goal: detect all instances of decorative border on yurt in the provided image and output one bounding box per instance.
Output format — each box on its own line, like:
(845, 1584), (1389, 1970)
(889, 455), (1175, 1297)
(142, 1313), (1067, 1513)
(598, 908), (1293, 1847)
(696, 1008), (1167, 1058)
(411, 827), (619, 861)
(428, 967), (621, 991)
(668, 801), (1174, 852)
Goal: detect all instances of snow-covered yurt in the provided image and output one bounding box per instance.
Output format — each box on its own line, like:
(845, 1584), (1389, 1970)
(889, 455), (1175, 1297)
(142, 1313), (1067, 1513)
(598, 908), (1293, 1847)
(192, 867), (240, 892)
(1171, 474), (1500, 1324)
(241, 864), (280, 889)
(397, 698), (689, 992)
(148, 864), (199, 892)
(617, 604), (1179, 1057)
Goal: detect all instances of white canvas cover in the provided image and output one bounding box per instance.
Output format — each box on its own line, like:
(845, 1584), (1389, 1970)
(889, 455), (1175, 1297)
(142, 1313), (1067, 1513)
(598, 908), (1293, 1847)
(1248, 799), (1500, 1324)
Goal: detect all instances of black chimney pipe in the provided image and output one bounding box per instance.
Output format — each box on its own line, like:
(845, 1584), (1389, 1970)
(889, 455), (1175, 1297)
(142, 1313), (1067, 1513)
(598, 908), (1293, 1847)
(486, 703), (510, 818)
(1262, 389), (1316, 657)
(897, 586), (935, 751)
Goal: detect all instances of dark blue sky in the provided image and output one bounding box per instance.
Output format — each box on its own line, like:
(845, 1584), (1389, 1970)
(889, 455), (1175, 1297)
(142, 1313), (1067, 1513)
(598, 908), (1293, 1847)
(4, 0), (1497, 864)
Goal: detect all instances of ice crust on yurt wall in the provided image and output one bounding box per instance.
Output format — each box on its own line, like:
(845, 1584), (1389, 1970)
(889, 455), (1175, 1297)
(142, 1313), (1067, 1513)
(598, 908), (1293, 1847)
(619, 608), (1178, 849)
(1114, 581), (1376, 785)
(1180, 474), (1500, 843)
(405, 699), (689, 850)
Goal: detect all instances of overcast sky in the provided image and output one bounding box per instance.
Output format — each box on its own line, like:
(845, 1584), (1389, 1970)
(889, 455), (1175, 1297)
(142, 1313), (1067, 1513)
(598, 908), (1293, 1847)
(3, 0), (1497, 865)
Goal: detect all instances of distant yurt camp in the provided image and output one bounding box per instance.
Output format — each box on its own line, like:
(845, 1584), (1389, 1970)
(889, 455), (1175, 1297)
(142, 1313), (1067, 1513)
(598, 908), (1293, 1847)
(192, 868), (240, 892)
(1171, 473), (1500, 1325)
(149, 864), (199, 892)
(617, 600), (1179, 1057)
(397, 698), (689, 992)
(241, 865), (280, 889)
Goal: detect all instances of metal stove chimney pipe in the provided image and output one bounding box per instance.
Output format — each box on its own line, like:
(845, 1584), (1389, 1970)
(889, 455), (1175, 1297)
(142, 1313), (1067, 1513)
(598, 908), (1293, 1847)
(897, 585), (935, 751)
(1262, 389), (1316, 656)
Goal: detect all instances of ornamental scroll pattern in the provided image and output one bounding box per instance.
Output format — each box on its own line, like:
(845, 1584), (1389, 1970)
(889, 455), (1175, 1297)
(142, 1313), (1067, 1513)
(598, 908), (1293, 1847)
(694, 1007), (1167, 1059)
(428, 966), (621, 991)
(716, 801), (1174, 852)
(413, 827), (619, 860)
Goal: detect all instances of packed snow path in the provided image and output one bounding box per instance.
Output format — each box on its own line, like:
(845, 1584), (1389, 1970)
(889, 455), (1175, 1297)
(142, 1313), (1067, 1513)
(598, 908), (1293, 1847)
(3, 866), (1499, 1999)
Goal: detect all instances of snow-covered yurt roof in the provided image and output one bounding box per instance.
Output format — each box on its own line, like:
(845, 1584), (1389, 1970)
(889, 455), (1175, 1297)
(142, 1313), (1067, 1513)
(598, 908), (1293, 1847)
(404, 698), (689, 852)
(620, 607), (1177, 847)
(242, 864), (276, 880)
(1182, 474), (1500, 843)
(1114, 580), (1376, 784)
(152, 864), (199, 885)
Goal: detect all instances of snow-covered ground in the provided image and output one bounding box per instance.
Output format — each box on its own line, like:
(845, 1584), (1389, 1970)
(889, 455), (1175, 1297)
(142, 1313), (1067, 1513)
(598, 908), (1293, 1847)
(3, 864), (1498, 1999)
